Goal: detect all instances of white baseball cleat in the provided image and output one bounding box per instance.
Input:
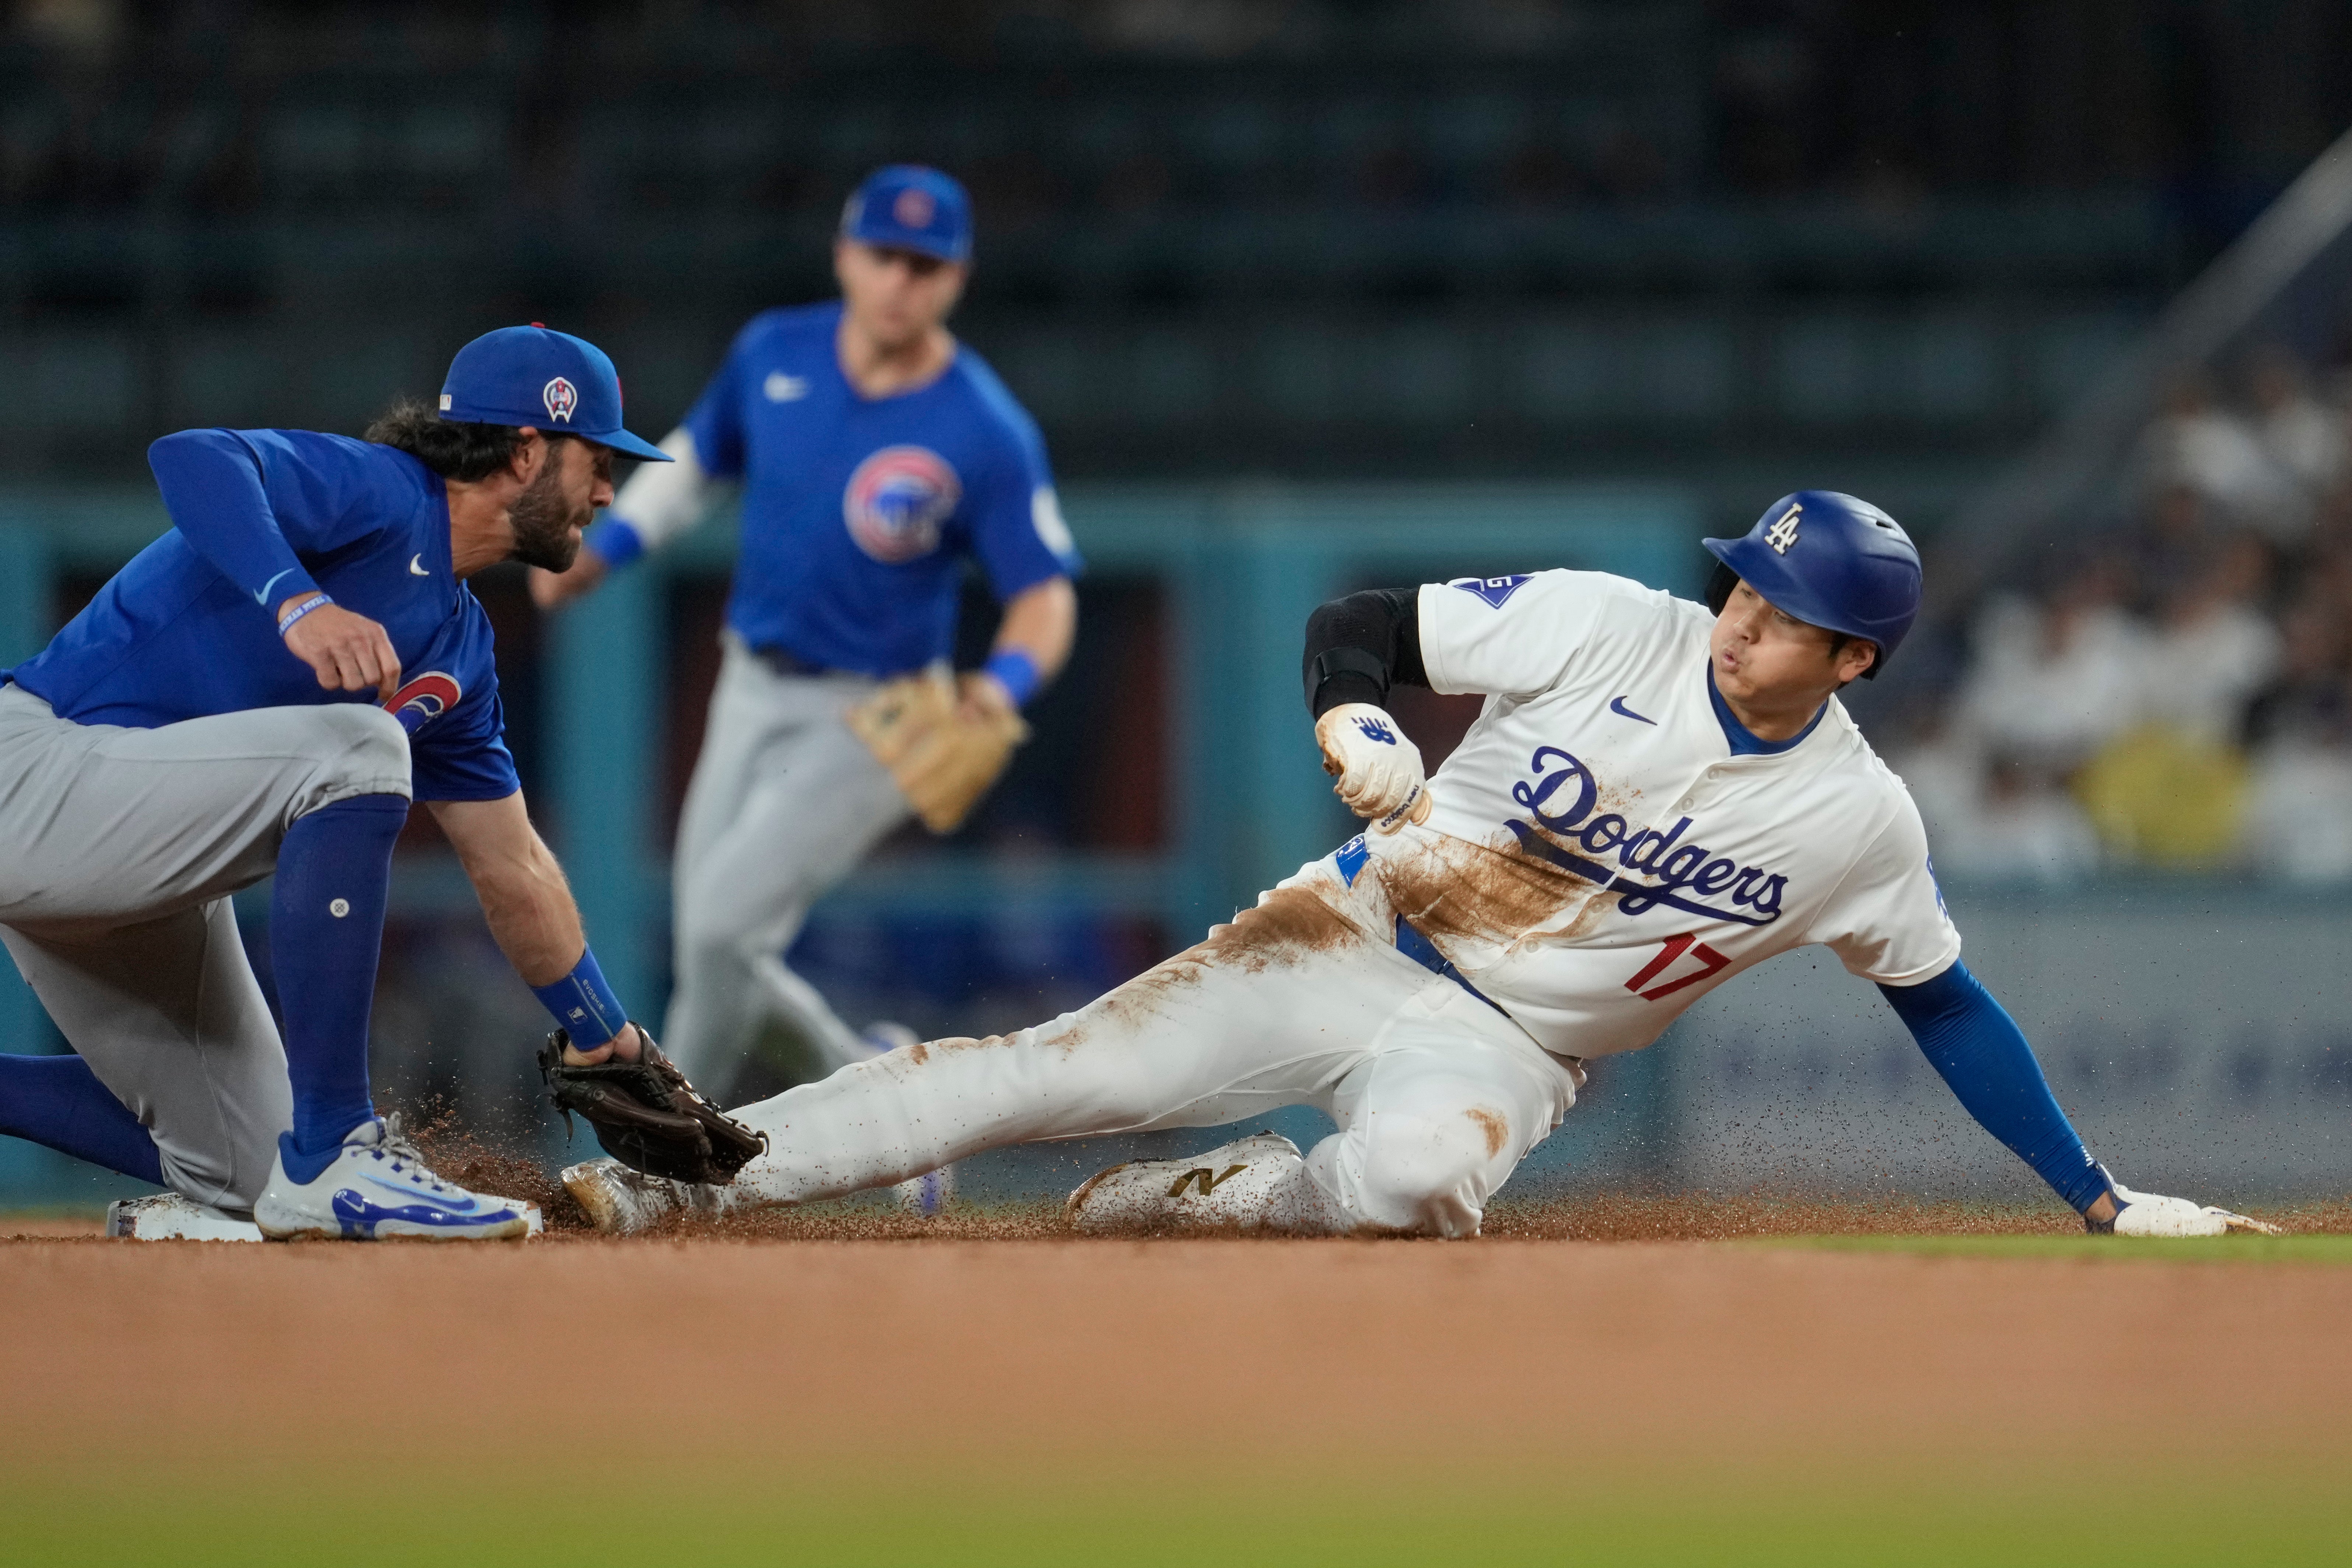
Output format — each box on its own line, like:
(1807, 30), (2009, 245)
(252, 1115), (538, 1241)
(2106, 1183), (2282, 1238)
(1065, 1132), (1322, 1234)
(561, 1155), (736, 1235)
(106, 1193), (263, 1242)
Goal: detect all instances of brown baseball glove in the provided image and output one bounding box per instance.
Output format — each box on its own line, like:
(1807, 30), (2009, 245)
(537, 1027), (766, 1185)
(846, 669), (1029, 834)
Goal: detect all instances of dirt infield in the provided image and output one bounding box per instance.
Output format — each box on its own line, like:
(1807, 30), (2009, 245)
(5, 1193), (2349, 1565)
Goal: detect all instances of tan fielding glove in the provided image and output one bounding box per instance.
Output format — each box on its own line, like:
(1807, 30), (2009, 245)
(847, 671), (1029, 834)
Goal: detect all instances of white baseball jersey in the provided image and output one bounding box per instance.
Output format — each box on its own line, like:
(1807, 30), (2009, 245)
(1344, 568), (1960, 1060)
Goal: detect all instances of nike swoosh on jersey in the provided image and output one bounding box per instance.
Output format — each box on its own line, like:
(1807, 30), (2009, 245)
(764, 371), (810, 402)
(1609, 696), (1657, 725)
(254, 567), (298, 606)
(410, 554), (430, 576)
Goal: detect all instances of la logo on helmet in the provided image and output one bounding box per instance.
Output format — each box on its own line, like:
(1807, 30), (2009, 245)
(542, 375), (578, 423)
(1764, 502), (1802, 554)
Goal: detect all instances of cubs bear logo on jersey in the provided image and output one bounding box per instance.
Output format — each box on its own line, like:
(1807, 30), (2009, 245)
(381, 671), (463, 735)
(843, 445), (962, 563)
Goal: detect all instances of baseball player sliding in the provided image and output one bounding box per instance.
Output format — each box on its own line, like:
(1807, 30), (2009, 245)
(532, 164), (1082, 1102)
(565, 491), (2274, 1240)
(0, 326), (751, 1241)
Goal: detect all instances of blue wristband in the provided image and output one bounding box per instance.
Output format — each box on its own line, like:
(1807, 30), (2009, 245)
(584, 516), (645, 570)
(531, 947), (628, 1048)
(982, 649), (1041, 708)
(276, 592), (333, 636)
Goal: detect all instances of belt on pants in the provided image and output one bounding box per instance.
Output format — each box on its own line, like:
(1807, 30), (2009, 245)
(1394, 914), (1509, 1017)
(753, 644), (846, 679)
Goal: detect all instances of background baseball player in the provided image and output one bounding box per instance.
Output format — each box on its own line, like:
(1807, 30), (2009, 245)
(0, 326), (718, 1240)
(565, 491), (2272, 1241)
(531, 164), (1082, 1101)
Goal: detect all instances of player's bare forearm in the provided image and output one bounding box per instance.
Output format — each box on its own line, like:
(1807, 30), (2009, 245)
(967, 575), (1075, 716)
(429, 794), (647, 1060)
(427, 794), (589, 985)
(994, 575), (1075, 676)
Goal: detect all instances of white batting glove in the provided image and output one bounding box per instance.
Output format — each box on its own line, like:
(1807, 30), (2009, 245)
(1315, 703), (1433, 833)
(2101, 1181), (2281, 1237)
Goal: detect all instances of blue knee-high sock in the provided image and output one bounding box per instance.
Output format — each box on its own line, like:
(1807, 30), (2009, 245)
(0, 1053), (165, 1186)
(272, 794), (407, 1175)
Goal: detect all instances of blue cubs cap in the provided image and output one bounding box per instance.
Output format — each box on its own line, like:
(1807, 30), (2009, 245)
(1703, 490), (1922, 663)
(839, 165), (973, 264)
(438, 325), (671, 462)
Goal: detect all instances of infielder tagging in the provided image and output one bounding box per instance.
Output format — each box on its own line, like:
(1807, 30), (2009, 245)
(532, 165), (1082, 1100)
(564, 491), (2266, 1239)
(0, 326), (752, 1241)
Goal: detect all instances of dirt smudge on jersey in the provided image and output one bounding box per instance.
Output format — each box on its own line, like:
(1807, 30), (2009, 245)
(1379, 830), (1609, 949)
(1466, 1107), (1508, 1158)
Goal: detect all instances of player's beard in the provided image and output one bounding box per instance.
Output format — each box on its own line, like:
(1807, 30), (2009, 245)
(506, 452), (589, 572)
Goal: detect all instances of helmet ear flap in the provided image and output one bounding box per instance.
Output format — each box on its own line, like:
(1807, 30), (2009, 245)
(1704, 559), (1739, 617)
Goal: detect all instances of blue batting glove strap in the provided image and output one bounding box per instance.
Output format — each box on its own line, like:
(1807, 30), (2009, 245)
(532, 947), (628, 1048)
(583, 515), (645, 570)
(982, 648), (1041, 708)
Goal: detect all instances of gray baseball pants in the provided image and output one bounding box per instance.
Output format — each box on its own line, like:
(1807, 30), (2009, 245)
(661, 634), (913, 1097)
(0, 683), (412, 1214)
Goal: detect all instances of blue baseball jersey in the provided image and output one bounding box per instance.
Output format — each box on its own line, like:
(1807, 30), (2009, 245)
(676, 302), (1080, 676)
(5, 428), (519, 802)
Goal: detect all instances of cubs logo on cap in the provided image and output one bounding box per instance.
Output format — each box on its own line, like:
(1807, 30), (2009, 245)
(435, 326), (671, 463)
(840, 165), (973, 264)
(843, 445), (961, 563)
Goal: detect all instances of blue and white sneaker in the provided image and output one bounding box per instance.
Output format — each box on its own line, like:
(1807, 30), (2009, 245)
(253, 1116), (538, 1242)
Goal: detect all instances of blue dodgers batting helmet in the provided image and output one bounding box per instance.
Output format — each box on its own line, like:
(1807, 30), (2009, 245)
(1701, 490), (1921, 677)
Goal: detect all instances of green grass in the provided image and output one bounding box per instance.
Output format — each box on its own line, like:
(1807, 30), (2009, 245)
(6, 1472), (2345, 1567)
(1758, 1232), (2352, 1264)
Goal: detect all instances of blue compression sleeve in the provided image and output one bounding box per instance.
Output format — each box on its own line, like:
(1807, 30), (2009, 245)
(0, 1054), (165, 1187)
(1879, 962), (2112, 1213)
(273, 794), (407, 1177)
(147, 429), (321, 611)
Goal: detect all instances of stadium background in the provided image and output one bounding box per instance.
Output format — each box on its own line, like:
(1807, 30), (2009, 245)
(4, 0), (2349, 1207)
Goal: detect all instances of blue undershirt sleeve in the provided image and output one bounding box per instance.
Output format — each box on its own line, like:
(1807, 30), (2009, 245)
(1879, 961), (2114, 1213)
(148, 428), (322, 611)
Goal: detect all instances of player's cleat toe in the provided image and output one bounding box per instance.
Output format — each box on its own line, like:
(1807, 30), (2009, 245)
(2106, 1183), (2283, 1238)
(105, 1193), (263, 1242)
(560, 1155), (732, 1235)
(252, 1115), (536, 1242)
(1065, 1132), (1315, 1234)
